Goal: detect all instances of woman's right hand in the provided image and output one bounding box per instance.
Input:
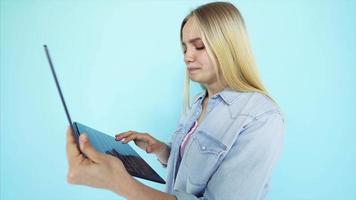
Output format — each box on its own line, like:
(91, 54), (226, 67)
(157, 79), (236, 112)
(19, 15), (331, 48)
(115, 131), (166, 155)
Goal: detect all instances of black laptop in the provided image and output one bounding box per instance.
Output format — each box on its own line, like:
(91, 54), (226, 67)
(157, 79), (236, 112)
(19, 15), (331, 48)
(44, 45), (165, 184)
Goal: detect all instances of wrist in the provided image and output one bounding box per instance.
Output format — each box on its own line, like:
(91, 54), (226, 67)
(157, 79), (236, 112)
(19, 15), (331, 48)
(155, 142), (169, 160)
(155, 142), (168, 155)
(117, 178), (177, 200)
(110, 172), (138, 198)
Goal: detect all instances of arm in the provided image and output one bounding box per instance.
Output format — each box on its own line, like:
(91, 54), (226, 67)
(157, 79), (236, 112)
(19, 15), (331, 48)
(112, 177), (176, 200)
(115, 131), (171, 165)
(66, 128), (176, 199)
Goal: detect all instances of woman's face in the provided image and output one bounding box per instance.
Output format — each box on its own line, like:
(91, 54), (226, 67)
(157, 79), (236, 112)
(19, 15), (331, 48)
(182, 17), (217, 86)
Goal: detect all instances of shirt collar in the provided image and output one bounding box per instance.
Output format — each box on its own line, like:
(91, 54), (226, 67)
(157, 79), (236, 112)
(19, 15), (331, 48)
(192, 90), (207, 104)
(193, 87), (242, 105)
(219, 88), (242, 105)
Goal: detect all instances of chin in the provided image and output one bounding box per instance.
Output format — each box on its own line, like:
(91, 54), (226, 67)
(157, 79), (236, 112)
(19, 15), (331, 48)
(189, 77), (205, 84)
(188, 75), (199, 82)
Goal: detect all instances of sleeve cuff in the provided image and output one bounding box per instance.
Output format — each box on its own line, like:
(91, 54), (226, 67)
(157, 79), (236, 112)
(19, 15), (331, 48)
(157, 158), (167, 168)
(173, 189), (201, 200)
(157, 142), (171, 168)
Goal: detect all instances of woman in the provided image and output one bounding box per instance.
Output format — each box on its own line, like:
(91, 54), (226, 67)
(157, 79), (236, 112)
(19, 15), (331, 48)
(66, 2), (285, 200)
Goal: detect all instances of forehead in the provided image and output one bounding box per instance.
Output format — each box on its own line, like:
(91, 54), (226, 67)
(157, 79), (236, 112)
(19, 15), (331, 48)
(182, 17), (202, 43)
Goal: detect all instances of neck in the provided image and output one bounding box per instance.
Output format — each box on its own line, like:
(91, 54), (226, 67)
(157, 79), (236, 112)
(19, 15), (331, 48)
(203, 81), (227, 99)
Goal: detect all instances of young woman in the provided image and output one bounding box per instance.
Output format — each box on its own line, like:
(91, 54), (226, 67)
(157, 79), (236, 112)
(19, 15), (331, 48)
(66, 2), (285, 200)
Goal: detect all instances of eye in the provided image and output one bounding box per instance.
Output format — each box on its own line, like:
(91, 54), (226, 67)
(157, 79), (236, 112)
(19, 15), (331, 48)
(182, 46), (187, 54)
(182, 45), (205, 54)
(196, 46), (205, 50)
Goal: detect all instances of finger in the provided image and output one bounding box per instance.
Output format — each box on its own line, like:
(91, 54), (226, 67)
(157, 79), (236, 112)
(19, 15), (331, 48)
(122, 133), (146, 144)
(115, 131), (135, 141)
(66, 126), (77, 144)
(66, 126), (81, 162)
(115, 131), (136, 138)
(146, 145), (153, 153)
(79, 134), (103, 163)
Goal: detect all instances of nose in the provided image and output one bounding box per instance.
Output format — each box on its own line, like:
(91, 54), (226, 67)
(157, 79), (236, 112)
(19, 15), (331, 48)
(184, 49), (194, 64)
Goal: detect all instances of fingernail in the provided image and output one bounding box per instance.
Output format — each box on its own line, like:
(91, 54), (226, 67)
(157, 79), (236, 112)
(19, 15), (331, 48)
(80, 134), (87, 142)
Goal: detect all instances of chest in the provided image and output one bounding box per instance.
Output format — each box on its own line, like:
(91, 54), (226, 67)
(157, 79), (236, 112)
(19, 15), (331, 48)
(168, 102), (253, 194)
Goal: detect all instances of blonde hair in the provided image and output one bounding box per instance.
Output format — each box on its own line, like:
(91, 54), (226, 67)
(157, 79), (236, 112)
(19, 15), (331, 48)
(181, 2), (271, 112)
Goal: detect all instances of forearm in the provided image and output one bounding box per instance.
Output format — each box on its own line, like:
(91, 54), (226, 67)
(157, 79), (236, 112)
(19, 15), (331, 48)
(112, 176), (176, 200)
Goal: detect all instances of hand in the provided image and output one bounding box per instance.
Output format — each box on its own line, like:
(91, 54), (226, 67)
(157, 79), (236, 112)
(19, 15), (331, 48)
(66, 127), (134, 197)
(115, 131), (166, 155)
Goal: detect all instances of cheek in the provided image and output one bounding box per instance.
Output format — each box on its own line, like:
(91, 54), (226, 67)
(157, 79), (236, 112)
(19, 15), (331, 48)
(199, 56), (215, 75)
(197, 52), (214, 68)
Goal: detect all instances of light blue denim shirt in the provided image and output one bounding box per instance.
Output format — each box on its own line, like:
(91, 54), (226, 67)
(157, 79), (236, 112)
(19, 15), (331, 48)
(164, 88), (285, 200)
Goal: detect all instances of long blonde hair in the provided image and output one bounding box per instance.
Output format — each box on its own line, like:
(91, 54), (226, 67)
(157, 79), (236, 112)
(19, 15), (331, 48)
(181, 2), (271, 112)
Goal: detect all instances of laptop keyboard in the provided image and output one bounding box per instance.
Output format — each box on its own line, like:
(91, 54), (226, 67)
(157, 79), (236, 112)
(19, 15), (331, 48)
(75, 122), (165, 183)
(106, 149), (149, 177)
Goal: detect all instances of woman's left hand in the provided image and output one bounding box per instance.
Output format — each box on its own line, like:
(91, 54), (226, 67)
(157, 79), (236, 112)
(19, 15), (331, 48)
(65, 127), (134, 197)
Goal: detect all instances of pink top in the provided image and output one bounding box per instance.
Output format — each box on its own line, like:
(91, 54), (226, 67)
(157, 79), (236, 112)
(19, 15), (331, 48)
(180, 120), (199, 157)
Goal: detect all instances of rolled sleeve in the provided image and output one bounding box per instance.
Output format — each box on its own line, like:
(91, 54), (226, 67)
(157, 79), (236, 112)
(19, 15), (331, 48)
(173, 189), (204, 200)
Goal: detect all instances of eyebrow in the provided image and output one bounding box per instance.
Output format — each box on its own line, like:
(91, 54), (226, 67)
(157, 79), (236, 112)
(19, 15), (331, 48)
(182, 37), (202, 45)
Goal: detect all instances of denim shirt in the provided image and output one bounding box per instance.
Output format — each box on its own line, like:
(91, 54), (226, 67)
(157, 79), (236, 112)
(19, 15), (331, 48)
(164, 88), (285, 200)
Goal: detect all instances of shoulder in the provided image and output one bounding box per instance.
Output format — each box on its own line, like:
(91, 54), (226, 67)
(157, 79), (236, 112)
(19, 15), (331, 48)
(228, 91), (283, 121)
(228, 92), (285, 147)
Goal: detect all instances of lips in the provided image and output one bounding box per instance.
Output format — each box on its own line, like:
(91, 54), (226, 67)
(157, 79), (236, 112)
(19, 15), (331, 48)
(188, 66), (200, 71)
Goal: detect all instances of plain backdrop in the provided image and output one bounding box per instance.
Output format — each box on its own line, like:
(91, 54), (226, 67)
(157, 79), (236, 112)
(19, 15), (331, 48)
(1, 0), (355, 199)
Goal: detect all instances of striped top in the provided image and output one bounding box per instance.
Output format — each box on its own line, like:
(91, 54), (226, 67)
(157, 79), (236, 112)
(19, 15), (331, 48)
(180, 120), (199, 157)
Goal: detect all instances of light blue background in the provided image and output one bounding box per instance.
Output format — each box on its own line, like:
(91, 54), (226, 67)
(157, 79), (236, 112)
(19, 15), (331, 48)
(1, 0), (355, 199)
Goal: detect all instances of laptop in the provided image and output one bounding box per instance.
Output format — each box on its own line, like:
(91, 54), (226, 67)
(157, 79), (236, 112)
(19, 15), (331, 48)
(44, 45), (166, 184)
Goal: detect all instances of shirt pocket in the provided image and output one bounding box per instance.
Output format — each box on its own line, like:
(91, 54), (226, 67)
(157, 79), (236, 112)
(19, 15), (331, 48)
(183, 130), (227, 186)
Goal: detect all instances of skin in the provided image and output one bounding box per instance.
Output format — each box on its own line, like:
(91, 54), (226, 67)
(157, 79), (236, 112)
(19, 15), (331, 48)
(66, 17), (227, 199)
(182, 17), (226, 100)
(182, 17), (226, 123)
